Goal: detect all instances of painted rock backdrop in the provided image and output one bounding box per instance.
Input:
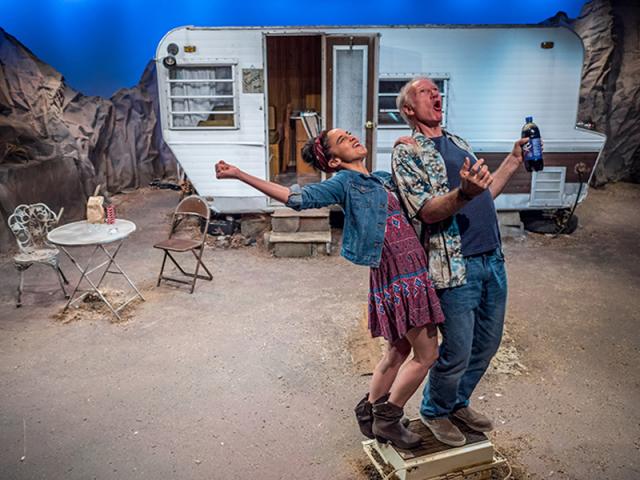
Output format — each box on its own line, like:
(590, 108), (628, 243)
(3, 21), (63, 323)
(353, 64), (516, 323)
(0, 28), (177, 251)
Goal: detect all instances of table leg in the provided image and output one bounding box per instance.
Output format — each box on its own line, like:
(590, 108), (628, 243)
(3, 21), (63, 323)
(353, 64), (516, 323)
(97, 243), (146, 301)
(94, 241), (124, 289)
(60, 245), (101, 312)
(59, 244), (123, 321)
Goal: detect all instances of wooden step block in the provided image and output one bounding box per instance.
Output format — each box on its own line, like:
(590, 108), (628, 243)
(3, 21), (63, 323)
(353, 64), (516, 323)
(265, 231), (332, 258)
(363, 418), (505, 480)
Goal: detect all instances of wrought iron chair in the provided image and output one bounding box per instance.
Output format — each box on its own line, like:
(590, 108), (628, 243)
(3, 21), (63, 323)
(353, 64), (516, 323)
(154, 195), (213, 293)
(7, 203), (70, 307)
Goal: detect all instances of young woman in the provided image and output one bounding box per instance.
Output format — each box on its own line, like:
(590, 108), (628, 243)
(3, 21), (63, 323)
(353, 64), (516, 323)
(215, 128), (444, 449)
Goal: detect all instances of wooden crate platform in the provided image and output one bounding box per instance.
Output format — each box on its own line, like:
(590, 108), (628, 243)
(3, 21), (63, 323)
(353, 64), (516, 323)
(363, 418), (506, 480)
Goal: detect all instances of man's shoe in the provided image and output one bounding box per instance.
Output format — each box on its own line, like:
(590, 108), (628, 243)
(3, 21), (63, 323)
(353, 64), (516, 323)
(419, 413), (466, 447)
(451, 406), (494, 432)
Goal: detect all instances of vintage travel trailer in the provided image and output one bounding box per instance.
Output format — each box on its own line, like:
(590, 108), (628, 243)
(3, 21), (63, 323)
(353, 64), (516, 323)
(155, 25), (605, 214)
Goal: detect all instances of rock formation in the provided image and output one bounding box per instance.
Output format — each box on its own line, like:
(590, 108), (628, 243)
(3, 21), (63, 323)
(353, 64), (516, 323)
(552, 0), (640, 184)
(0, 28), (176, 252)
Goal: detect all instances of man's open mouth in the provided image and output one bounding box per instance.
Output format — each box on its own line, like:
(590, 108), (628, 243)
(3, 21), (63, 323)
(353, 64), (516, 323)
(434, 100), (442, 112)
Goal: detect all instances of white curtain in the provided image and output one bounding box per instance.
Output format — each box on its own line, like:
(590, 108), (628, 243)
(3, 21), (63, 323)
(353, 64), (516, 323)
(170, 67), (234, 127)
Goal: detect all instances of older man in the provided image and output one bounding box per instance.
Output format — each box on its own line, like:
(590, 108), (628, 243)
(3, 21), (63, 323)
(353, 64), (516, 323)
(391, 77), (528, 446)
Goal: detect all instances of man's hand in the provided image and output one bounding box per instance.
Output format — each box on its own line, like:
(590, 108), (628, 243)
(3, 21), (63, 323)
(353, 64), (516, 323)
(459, 157), (493, 198)
(215, 160), (241, 179)
(510, 137), (530, 166)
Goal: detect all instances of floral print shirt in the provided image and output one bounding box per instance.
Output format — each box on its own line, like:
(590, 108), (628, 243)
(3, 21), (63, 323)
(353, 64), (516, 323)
(391, 130), (478, 289)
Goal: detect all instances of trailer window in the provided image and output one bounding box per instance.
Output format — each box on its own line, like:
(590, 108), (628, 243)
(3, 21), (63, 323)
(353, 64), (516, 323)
(378, 77), (448, 128)
(168, 66), (237, 129)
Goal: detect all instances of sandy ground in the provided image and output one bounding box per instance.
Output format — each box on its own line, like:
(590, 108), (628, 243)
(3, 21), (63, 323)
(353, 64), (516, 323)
(0, 183), (638, 480)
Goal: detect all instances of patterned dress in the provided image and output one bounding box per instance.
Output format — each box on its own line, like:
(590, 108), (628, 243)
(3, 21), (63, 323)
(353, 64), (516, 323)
(368, 192), (444, 343)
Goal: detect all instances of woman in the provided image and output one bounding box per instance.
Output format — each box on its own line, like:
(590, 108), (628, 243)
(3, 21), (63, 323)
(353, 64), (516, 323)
(215, 128), (444, 449)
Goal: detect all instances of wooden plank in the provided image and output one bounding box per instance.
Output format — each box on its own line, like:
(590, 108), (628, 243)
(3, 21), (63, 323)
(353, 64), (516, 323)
(395, 418), (488, 460)
(271, 207), (330, 218)
(282, 103), (292, 172)
(269, 231), (331, 243)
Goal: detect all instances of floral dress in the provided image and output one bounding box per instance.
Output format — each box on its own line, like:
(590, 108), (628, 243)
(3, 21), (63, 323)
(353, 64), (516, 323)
(368, 192), (444, 343)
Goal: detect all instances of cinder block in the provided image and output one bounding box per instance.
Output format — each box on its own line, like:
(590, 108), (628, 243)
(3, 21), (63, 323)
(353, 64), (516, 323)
(298, 217), (330, 232)
(498, 212), (525, 239)
(274, 242), (314, 257)
(498, 212), (522, 227)
(499, 224), (526, 239)
(240, 215), (270, 239)
(271, 217), (300, 233)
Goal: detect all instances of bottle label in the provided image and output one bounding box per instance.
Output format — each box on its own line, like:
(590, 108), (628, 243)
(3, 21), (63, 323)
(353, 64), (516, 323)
(524, 137), (542, 161)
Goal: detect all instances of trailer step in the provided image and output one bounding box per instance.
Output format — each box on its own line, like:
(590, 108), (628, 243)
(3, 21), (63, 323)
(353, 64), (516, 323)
(363, 418), (506, 480)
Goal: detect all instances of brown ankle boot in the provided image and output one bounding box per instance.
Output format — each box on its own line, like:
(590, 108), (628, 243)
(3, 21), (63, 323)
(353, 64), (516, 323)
(372, 400), (422, 449)
(354, 394), (375, 439)
(355, 393), (391, 439)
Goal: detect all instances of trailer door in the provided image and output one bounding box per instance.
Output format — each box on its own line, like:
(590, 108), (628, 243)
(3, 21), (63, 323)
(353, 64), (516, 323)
(325, 35), (378, 171)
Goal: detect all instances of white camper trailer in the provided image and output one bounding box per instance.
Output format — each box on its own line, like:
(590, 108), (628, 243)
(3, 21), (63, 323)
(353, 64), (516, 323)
(155, 25), (605, 214)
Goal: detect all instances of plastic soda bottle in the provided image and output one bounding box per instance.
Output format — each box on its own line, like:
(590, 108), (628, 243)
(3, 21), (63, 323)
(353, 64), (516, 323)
(521, 116), (544, 172)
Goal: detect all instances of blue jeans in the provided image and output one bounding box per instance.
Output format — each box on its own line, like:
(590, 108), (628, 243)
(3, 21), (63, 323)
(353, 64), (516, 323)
(421, 248), (507, 418)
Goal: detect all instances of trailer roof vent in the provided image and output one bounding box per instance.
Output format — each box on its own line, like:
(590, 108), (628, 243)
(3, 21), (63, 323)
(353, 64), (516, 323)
(530, 167), (566, 207)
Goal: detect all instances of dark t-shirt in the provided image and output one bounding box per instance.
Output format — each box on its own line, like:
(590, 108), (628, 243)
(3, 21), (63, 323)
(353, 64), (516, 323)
(431, 136), (501, 256)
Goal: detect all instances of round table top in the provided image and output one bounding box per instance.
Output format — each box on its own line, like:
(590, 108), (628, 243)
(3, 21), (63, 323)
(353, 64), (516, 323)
(48, 219), (137, 246)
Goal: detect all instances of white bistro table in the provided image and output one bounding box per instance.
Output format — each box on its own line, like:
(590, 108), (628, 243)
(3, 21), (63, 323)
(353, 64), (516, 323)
(47, 219), (145, 320)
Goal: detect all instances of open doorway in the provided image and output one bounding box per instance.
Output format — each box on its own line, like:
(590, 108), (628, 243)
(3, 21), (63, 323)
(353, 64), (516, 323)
(266, 35), (323, 187)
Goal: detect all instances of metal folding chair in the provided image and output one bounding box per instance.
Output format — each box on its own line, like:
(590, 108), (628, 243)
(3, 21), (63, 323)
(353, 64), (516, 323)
(154, 195), (213, 293)
(7, 203), (70, 307)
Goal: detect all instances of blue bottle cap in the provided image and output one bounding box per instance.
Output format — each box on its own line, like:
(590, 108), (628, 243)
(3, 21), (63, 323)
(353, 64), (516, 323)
(526, 116), (533, 123)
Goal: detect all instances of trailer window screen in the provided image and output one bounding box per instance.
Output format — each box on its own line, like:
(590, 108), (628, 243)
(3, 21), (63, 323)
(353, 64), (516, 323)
(378, 77), (448, 128)
(168, 66), (237, 128)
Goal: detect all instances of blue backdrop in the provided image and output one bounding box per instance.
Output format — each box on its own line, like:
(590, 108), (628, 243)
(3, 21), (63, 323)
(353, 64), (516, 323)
(1, 0), (586, 97)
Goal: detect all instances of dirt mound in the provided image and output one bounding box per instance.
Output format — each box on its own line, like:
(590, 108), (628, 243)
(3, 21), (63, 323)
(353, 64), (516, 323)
(52, 287), (143, 324)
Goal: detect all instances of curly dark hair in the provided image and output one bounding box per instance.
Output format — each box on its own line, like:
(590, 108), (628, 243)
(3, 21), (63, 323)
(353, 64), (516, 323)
(301, 130), (334, 172)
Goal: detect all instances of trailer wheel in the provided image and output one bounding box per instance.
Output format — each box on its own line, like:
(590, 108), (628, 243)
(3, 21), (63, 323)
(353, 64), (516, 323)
(520, 209), (578, 235)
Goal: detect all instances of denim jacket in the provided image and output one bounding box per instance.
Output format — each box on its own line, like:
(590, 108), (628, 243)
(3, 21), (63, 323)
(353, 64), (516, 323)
(285, 169), (394, 268)
(392, 130), (474, 289)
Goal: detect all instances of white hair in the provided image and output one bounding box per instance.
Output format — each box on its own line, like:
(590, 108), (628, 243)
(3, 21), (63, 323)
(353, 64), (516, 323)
(396, 77), (433, 127)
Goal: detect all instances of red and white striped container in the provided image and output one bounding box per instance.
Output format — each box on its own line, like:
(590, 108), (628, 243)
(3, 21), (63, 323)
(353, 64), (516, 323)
(106, 205), (116, 225)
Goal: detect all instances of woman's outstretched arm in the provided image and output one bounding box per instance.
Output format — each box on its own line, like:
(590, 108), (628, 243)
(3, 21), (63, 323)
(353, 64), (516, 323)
(215, 160), (346, 210)
(215, 160), (290, 203)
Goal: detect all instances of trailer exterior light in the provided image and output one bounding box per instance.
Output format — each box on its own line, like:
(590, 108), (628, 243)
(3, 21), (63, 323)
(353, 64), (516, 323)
(163, 55), (177, 69)
(167, 43), (179, 55)
(184, 45), (197, 53)
(541, 41), (554, 49)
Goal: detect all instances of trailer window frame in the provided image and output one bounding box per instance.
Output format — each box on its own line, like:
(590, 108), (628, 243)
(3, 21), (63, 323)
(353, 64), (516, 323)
(167, 63), (239, 130)
(377, 74), (449, 129)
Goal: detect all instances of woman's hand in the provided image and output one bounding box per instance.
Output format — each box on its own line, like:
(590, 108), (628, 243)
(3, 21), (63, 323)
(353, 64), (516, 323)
(394, 136), (420, 154)
(215, 160), (241, 179)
